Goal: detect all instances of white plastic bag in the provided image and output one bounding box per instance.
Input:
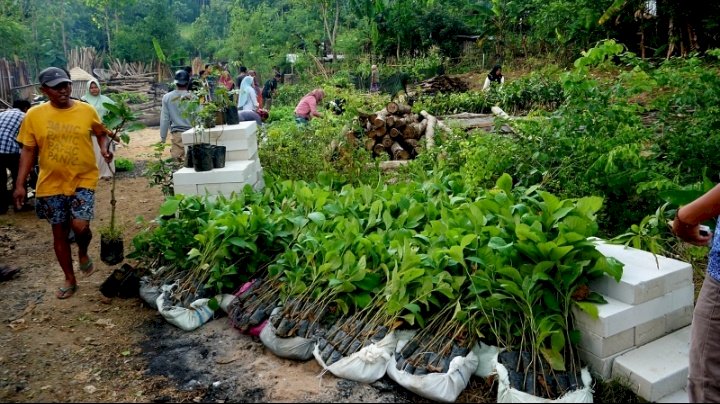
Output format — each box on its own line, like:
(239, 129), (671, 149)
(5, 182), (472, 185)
(386, 331), (478, 403)
(496, 363), (593, 403)
(260, 319), (316, 361)
(156, 284), (219, 331)
(139, 276), (161, 310)
(386, 351), (478, 403)
(473, 341), (501, 377)
(313, 332), (397, 383)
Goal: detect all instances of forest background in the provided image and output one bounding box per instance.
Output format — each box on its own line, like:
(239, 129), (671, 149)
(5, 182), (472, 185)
(2, 0), (720, 82)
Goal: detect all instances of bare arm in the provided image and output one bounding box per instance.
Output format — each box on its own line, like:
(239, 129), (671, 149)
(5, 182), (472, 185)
(13, 146), (37, 209)
(672, 184), (720, 245)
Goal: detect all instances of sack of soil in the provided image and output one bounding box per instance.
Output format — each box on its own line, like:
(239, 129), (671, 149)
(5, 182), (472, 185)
(139, 276), (161, 309)
(228, 279), (276, 337)
(259, 307), (316, 361)
(313, 324), (396, 383)
(386, 331), (479, 403)
(495, 359), (593, 403)
(156, 283), (224, 332)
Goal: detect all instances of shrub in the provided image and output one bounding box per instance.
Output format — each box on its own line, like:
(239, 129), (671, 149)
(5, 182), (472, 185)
(115, 157), (135, 172)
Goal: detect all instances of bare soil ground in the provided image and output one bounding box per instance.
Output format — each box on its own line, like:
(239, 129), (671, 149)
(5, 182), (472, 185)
(0, 128), (497, 403)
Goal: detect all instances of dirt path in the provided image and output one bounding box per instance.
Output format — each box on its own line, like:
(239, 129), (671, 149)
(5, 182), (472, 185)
(0, 128), (458, 403)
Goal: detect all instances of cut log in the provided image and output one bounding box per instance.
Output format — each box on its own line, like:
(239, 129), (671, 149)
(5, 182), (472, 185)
(386, 102), (412, 115)
(364, 138), (375, 152)
(386, 115), (396, 127)
(420, 110), (436, 150)
(391, 142), (411, 160)
(389, 127), (403, 139)
(379, 160), (410, 171)
(373, 143), (386, 156)
(381, 134), (393, 148)
(371, 109), (389, 128)
(390, 115), (419, 128)
(403, 120), (427, 140)
(491, 106), (511, 120)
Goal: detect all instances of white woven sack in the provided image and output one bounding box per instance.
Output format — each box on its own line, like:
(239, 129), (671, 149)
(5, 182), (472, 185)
(313, 331), (397, 383)
(496, 363), (594, 403)
(259, 307), (315, 361)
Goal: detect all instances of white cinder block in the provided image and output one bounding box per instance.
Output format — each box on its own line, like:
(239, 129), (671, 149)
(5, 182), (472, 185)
(573, 285), (694, 337)
(221, 133), (258, 151)
(635, 317), (666, 346)
(579, 327), (635, 358)
(173, 184), (197, 196)
(666, 305), (693, 333)
(181, 121), (257, 144)
(612, 326), (691, 402)
(227, 147), (257, 161)
(578, 346), (635, 380)
(590, 239), (692, 305)
(173, 160), (258, 185)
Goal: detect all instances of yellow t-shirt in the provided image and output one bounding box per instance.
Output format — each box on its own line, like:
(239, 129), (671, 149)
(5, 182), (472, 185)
(17, 101), (103, 197)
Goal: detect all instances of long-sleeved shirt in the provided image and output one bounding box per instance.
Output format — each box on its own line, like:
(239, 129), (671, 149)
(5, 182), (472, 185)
(160, 89), (193, 141)
(294, 94), (319, 119)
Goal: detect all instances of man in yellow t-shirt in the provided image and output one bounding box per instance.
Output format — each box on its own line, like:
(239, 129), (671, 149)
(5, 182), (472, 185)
(13, 67), (114, 300)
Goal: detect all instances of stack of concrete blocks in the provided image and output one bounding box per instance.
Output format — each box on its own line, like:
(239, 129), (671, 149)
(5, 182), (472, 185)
(573, 238), (694, 402)
(172, 121), (265, 196)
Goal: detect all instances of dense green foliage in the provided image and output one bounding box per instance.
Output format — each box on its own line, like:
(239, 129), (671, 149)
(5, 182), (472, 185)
(5, 0), (720, 81)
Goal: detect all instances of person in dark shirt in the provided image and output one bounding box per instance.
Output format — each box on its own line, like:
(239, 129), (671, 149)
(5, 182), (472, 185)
(262, 73), (282, 111)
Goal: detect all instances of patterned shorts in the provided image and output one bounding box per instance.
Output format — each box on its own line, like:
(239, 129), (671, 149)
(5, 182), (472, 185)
(35, 188), (95, 225)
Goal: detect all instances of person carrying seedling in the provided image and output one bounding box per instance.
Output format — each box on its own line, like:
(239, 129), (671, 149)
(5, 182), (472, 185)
(13, 67), (114, 299)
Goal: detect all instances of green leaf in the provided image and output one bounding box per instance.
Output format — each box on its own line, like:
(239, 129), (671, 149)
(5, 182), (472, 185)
(495, 173), (513, 195)
(159, 199), (180, 216)
(308, 211), (326, 225)
(540, 347), (566, 371)
(488, 237), (513, 251)
(574, 301), (600, 318)
(207, 297), (220, 311)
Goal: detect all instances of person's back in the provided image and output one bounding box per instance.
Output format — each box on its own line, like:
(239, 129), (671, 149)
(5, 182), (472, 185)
(0, 99), (31, 214)
(160, 70), (194, 161)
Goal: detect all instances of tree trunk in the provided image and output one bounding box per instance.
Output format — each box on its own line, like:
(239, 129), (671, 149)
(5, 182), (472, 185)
(420, 110), (436, 150)
(391, 142), (410, 160)
(386, 102), (412, 115)
(365, 138), (375, 151)
(371, 109), (389, 128)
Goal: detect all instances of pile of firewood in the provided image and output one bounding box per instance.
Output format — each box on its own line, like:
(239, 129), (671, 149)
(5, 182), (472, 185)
(352, 102), (441, 161)
(417, 75), (468, 95)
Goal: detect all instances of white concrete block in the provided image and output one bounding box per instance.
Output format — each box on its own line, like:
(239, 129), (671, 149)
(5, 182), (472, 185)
(578, 346), (634, 380)
(635, 316), (666, 347)
(181, 121), (257, 144)
(173, 160), (258, 185)
(196, 180), (257, 197)
(573, 285), (694, 337)
(666, 305), (693, 333)
(221, 133), (258, 152)
(656, 387), (689, 403)
(590, 239), (692, 305)
(173, 183), (197, 196)
(579, 327), (635, 358)
(612, 326), (691, 402)
(227, 147), (257, 161)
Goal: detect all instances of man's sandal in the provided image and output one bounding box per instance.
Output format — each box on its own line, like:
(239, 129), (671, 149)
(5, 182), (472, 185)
(79, 258), (96, 277)
(56, 285), (77, 299)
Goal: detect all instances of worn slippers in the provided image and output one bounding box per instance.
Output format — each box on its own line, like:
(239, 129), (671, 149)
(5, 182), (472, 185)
(56, 284), (77, 299)
(79, 258), (96, 277)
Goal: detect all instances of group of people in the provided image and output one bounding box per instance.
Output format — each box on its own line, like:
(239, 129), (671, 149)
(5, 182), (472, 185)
(160, 64), (286, 162)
